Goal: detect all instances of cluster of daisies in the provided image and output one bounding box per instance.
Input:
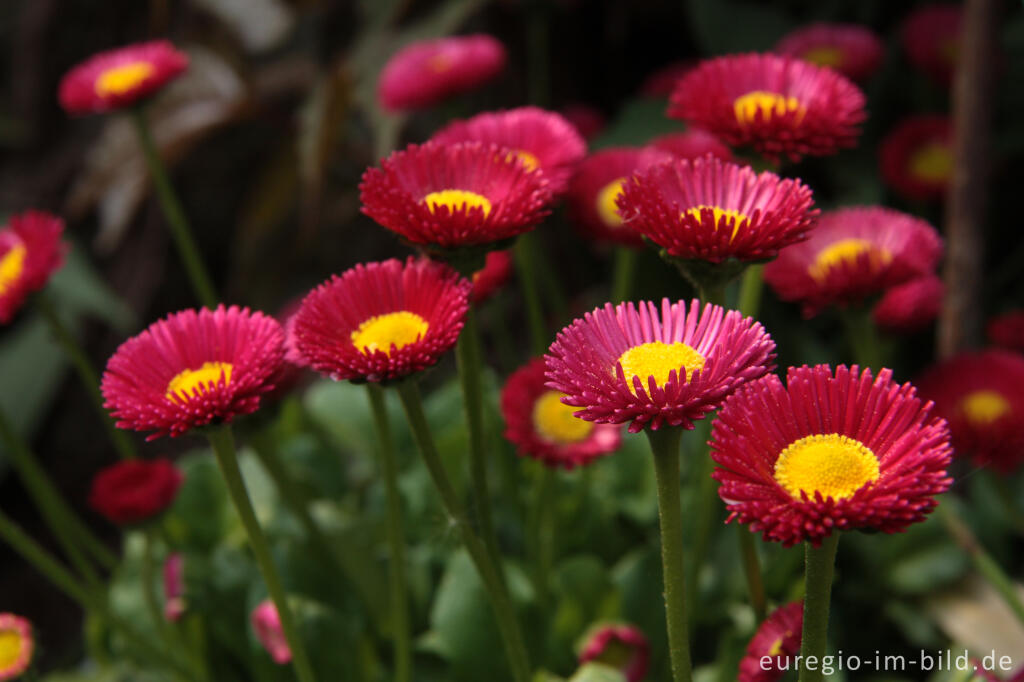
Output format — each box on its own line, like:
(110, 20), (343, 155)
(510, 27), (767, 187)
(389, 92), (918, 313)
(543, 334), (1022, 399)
(0, 3), (1021, 681)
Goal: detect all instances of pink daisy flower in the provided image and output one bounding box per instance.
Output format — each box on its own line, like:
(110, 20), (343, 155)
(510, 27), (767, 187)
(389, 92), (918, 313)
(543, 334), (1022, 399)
(650, 129), (734, 162)
(101, 305), (285, 439)
(0, 614), (33, 682)
(668, 53), (866, 162)
(988, 310), (1024, 352)
(58, 41), (188, 115)
(902, 4), (962, 86)
(88, 458), (184, 525)
(880, 115), (953, 202)
(430, 107), (587, 195)
(471, 249), (514, 303)
(774, 23), (884, 83)
(287, 258), (470, 383)
(577, 623), (650, 682)
(377, 34), (506, 112)
(873, 275), (944, 333)
(711, 364), (953, 547)
(738, 601), (803, 682)
(501, 358), (621, 469)
(0, 210), (67, 325)
(545, 299), (775, 433)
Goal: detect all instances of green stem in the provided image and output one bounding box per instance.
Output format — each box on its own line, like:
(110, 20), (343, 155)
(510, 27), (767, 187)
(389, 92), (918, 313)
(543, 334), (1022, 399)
(611, 248), (638, 304)
(737, 530), (767, 622)
(939, 503), (1024, 627)
(646, 427), (693, 682)
(514, 233), (549, 356)
(366, 384), (411, 682)
(206, 426), (317, 682)
(699, 284), (727, 308)
(737, 265), (765, 319)
(688, 439), (715, 621)
(131, 107), (217, 309)
(36, 292), (135, 460)
(989, 473), (1024, 536)
(527, 466), (556, 602)
(798, 533), (840, 682)
(395, 381), (532, 682)
(840, 306), (884, 370)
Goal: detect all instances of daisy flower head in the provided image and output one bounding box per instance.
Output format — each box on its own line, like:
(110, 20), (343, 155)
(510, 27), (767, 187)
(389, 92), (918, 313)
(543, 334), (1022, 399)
(566, 146), (673, 248)
(668, 53), (866, 162)
(774, 23), (884, 83)
(577, 623), (650, 682)
(501, 358), (621, 469)
(0, 614), (33, 682)
(58, 41), (188, 115)
(0, 210), (67, 325)
(880, 115), (953, 202)
(711, 364), (953, 547)
(471, 249), (514, 304)
(359, 142), (552, 270)
(763, 206), (942, 317)
(88, 458), (184, 525)
(650, 129), (734, 162)
(873, 275), (944, 333)
(101, 305), (285, 439)
(545, 299), (775, 433)
(902, 4), (962, 86)
(916, 350), (1024, 472)
(287, 258), (470, 384)
(377, 34), (506, 112)
(738, 601), (803, 682)
(430, 107), (587, 195)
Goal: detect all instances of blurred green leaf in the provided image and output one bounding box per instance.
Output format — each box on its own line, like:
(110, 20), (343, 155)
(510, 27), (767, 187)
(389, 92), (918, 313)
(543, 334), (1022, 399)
(568, 663), (627, 682)
(590, 98), (684, 150)
(685, 0), (794, 55)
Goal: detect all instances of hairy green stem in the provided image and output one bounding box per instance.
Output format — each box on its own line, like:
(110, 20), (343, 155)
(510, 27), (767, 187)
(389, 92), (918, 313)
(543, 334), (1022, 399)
(798, 533), (840, 682)
(737, 265), (765, 319)
(840, 306), (884, 370)
(514, 233), (549, 356)
(611, 248), (638, 304)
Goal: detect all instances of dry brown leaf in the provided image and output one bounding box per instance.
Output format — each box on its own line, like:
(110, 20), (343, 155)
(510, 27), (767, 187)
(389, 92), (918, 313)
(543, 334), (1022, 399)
(927, 573), (1024, 670)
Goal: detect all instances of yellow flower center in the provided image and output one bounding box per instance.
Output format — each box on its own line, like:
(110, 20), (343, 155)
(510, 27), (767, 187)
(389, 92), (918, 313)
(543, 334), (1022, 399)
(166, 362), (233, 402)
(908, 142), (953, 183)
(684, 205), (749, 240)
(802, 46), (845, 68)
(0, 243), (27, 296)
(95, 62), (156, 97)
(617, 341), (706, 396)
(0, 628), (23, 670)
(508, 150), (541, 172)
(596, 177), (628, 228)
(807, 238), (892, 283)
(961, 390), (1011, 425)
(734, 91), (806, 127)
(767, 636), (785, 657)
(774, 433), (880, 502)
(351, 311), (429, 355)
(423, 189), (493, 217)
(532, 390), (594, 444)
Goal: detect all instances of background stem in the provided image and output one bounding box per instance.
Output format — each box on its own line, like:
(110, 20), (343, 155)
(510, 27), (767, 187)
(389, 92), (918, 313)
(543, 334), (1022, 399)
(514, 233), (549, 356)
(611, 248), (638, 304)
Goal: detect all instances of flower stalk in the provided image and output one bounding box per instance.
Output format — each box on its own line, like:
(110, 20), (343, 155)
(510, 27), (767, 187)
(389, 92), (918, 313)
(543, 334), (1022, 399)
(798, 532), (840, 682)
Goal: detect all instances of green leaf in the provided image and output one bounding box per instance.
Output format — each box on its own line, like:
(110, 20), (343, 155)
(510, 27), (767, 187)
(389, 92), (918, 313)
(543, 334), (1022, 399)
(590, 98), (684, 150)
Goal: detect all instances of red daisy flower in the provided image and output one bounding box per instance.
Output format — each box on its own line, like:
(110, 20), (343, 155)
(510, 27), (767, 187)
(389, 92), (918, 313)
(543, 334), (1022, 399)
(0, 613), (33, 682)
(101, 305), (285, 440)
(359, 142), (552, 258)
(711, 364), (953, 547)
(287, 258), (470, 383)
(501, 358), (621, 469)
(902, 4), (962, 86)
(916, 350), (1024, 472)
(617, 155), (817, 267)
(880, 115), (953, 202)
(737, 601), (803, 682)
(377, 34), (506, 112)
(471, 249), (514, 303)
(650, 129), (734, 162)
(58, 41), (188, 115)
(774, 23), (884, 83)
(763, 206), (943, 317)
(0, 211), (66, 325)
(88, 458), (183, 525)
(577, 623), (650, 682)
(640, 61), (696, 97)
(873, 275), (944, 333)
(560, 104), (606, 141)
(668, 53), (866, 162)
(430, 107), (587, 195)
(545, 299), (775, 433)
(566, 146), (673, 248)
(988, 310), (1024, 352)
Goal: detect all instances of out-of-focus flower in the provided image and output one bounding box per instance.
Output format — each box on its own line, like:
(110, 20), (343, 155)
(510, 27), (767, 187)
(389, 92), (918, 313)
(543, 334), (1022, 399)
(0, 613), (33, 681)
(545, 299), (775, 433)
(880, 115), (953, 202)
(577, 623), (650, 682)
(251, 600), (291, 664)
(377, 34), (506, 112)
(359, 142), (552, 256)
(650, 129), (734, 162)
(88, 459), (183, 525)
(58, 41), (188, 115)
(737, 601), (803, 682)
(988, 310), (1024, 352)
(640, 61), (695, 97)
(164, 553), (186, 622)
(560, 104), (606, 141)
(902, 4), (962, 86)
(288, 258), (469, 383)
(668, 53), (866, 162)
(566, 146), (673, 248)
(873, 275), (944, 333)
(101, 306), (285, 439)
(0, 211), (66, 325)
(471, 250), (514, 303)
(763, 206), (942, 317)
(917, 350), (1024, 472)
(774, 23), (884, 82)
(431, 107), (586, 195)
(712, 364), (953, 547)
(501, 358), (621, 469)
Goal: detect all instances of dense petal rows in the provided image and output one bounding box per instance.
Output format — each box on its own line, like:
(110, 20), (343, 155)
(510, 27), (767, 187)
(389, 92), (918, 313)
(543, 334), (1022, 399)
(0, 211), (66, 324)
(737, 601), (803, 682)
(58, 40), (188, 114)
(471, 249), (514, 303)
(774, 23), (884, 82)
(88, 459), (183, 525)
(872, 275), (944, 333)
(577, 624), (650, 682)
